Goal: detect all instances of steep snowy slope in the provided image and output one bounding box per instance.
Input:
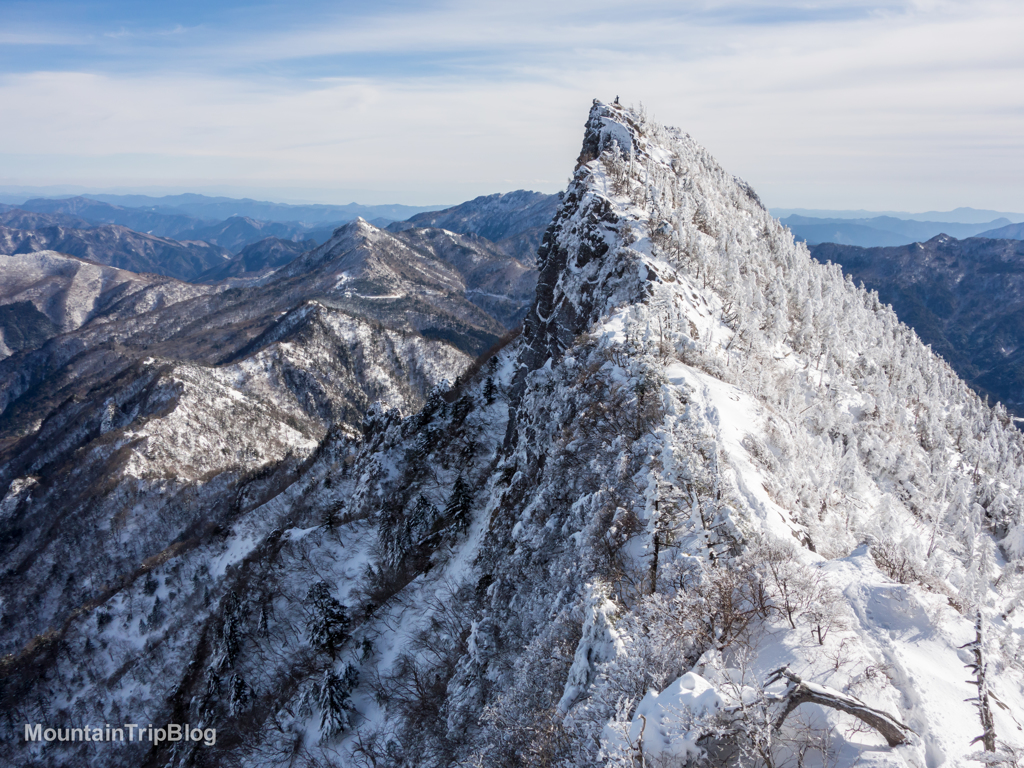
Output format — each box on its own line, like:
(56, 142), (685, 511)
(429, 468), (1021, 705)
(0, 301), (470, 663)
(0, 250), (216, 356)
(4, 102), (1024, 768)
(812, 236), (1024, 418)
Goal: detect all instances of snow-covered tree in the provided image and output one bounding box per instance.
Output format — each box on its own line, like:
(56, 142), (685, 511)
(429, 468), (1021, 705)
(445, 475), (473, 534)
(318, 663), (359, 739)
(306, 582), (351, 660)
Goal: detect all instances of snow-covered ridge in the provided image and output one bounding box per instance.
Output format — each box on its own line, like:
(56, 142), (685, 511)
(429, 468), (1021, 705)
(0, 250), (214, 357)
(495, 100), (1024, 766)
(351, 100), (1024, 766)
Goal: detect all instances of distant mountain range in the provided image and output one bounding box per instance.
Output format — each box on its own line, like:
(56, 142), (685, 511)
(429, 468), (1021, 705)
(195, 236), (317, 282)
(14, 192), (444, 225)
(773, 206), (1024, 224)
(0, 219), (231, 281)
(0, 190), (555, 286)
(979, 221), (1024, 239)
(5, 197), (325, 250)
(388, 190), (560, 262)
(780, 214), (1018, 247)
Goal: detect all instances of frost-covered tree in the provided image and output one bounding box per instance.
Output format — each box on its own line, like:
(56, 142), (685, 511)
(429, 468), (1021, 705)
(318, 663), (359, 739)
(445, 475), (473, 533)
(229, 673), (251, 717)
(378, 494), (412, 568)
(221, 590), (245, 668)
(409, 493), (439, 545)
(306, 582), (351, 660)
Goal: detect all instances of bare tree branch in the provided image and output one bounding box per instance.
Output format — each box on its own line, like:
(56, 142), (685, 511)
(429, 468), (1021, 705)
(766, 667), (913, 748)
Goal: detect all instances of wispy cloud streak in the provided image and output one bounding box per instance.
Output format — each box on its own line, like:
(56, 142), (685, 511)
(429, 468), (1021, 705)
(0, 0), (1021, 208)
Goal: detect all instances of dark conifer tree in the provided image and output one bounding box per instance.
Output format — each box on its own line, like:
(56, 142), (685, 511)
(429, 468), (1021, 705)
(445, 475), (473, 533)
(409, 493), (439, 544)
(306, 582), (351, 660)
(318, 663), (359, 739)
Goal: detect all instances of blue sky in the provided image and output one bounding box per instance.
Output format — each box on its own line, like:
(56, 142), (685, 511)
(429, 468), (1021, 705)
(1, 1), (1022, 209)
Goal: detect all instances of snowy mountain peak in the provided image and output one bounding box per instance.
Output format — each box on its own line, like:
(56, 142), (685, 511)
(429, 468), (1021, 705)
(435, 98), (1024, 765)
(519, 100), (765, 381)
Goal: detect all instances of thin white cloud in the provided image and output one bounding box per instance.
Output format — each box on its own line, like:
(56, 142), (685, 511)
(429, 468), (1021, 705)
(0, 0), (1022, 209)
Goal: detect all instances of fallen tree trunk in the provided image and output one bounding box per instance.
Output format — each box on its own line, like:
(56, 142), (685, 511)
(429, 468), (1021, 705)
(767, 667), (913, 747)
